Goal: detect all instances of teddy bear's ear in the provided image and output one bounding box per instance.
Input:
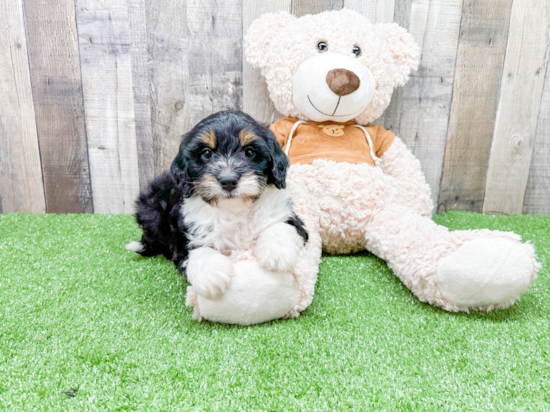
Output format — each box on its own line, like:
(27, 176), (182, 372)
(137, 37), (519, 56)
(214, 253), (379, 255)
(245, 11), (296, 70)
(376, 23), (420, 87)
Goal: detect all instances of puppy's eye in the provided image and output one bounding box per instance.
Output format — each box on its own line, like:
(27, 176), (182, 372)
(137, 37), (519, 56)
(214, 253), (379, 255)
(317, 41), (328, 53)
(201, 148), (212, 161)
(352, 45), (361, 57)
(244, 147), (255, 158)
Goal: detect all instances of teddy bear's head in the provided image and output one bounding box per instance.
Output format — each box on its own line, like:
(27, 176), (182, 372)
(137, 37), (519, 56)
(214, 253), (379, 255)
(245, 9), (419, 125)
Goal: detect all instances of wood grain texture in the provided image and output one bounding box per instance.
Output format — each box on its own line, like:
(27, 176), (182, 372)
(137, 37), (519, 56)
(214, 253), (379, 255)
(0, 0), (46, 213)
(483, 0), (550, 215)
(128, 0), (154, 189)
(384, 0), (464, 207)
(242, 0), (292, 124)
(407, 0), (429, 56)
(23, 0), (93, 213)
(75, 0), (140, 214)
(147, 0), (243, 174)
(1, 0), (549, 215)
(375, 0), (395, 23)
(186, 0), (243, 127)
(438, 0), (512, 212)
(379, 0), (413, 131)
(343, 0), (378, 21)
(523, 59), (550, 215)
(145, 0), (189, 175)
(292, 0), (343, 17)
(344, 0), (395, 23)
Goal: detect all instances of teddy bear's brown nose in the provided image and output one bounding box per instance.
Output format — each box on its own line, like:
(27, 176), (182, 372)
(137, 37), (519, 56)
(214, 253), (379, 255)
(326, 68), (360, 96)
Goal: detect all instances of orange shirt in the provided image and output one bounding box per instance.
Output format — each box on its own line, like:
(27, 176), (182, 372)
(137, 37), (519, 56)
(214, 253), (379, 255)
(270, 117), (395, 166)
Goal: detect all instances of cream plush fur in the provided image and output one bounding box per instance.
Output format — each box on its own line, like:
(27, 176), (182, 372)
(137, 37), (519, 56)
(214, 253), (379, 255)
(245, 9), (540, 312)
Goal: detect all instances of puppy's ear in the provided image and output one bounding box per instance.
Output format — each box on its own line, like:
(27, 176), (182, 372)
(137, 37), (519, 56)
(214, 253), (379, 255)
(170, 141), (192, 197)
(265, 129), (288, 189)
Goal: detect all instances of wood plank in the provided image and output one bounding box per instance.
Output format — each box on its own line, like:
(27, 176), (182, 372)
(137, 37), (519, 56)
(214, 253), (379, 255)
(0, 0), (46, 213)
(292, 0), (343, 17)
(23, 0), (93, 213)
(407, 0), (429, 56)
(381, 0), (420, 130)
(75, 0), (141, 214)
(343, 0), (378, 22)
(147, 0), (243, 174)
(128, 0), (154, 189)
(375, 0), (395, 23)
(523, 59), (550, 215)
(384, 0), (430, 132)
(145, 0), (189, 175)
(383, 0), (464, 208)
(344, 0), (396, 23)
(242, 0), (292, 124)
(483, 0), (550, 215)
(438, 0), (513, 212)
(186, 0), (243, 127)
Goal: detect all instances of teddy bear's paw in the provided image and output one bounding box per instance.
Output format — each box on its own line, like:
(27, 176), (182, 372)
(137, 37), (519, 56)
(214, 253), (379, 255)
(255, 223), (303, 272)
(186, 247), (235, 299)
(436, 237), (539, 309)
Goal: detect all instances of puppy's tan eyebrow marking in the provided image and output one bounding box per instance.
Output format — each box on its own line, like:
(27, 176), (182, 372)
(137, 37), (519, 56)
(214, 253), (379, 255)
(199, 130), (216, 149)
(239, 129), (258, 146)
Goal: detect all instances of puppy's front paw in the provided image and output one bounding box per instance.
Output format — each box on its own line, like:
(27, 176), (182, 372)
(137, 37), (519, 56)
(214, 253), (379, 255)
(255, 223), (303, 272)
(186, 248), (234, 299)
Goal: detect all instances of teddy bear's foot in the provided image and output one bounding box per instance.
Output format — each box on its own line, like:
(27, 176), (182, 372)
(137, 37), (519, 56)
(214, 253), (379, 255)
(436, 237), (539, 311)
(185, 286), (203, 322)
(185, 261), (300, 325)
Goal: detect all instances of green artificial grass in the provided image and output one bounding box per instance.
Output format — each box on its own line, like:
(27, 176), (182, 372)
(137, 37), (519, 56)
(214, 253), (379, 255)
(0, 212), (548, 411)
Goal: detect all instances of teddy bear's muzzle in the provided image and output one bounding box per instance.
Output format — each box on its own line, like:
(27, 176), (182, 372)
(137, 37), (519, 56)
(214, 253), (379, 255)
(292, 53), (376, 122)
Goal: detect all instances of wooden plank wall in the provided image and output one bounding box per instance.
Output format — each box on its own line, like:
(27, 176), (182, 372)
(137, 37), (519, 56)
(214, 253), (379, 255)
(0, 0), (549, 215)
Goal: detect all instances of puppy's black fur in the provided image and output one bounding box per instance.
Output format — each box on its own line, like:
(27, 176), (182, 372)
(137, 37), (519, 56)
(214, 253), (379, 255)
(134, 170), (188, 268)
(132, 110), (308, 274)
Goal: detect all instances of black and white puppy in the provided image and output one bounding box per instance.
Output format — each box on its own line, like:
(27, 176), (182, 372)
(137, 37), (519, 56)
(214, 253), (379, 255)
(127, 110), (307, 299)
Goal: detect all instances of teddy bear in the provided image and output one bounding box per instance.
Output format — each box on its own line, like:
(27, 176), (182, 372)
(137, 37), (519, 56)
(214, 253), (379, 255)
(244, 8), (540, 313)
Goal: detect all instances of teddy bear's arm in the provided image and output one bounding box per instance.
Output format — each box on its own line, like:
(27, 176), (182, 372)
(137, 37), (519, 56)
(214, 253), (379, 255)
(378, 137), (434, 216)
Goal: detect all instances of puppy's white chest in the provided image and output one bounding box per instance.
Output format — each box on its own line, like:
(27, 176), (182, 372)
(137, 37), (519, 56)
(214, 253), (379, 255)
(182, 198), (258, 254)
(181, 187), (293, 255)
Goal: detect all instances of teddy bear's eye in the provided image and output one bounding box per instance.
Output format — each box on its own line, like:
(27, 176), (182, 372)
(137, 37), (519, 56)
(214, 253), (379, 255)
(352, 45), (361, 57)
(317, 41), (328, 53)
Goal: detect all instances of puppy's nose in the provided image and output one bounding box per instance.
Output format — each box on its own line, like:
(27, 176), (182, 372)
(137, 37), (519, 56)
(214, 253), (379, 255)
(218, 173), (239, 192)
(326, 68), (360, 96)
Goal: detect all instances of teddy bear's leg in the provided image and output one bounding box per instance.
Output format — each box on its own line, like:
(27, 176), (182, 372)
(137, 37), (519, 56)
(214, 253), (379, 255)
(283, 219), (323, 318)
(284, 196), (323, 319)
(364, 204), (539, 312)
(378, 137), (433, 216)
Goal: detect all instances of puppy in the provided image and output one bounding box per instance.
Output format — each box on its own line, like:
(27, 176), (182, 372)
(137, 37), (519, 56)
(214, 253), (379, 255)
(127, 110), (308, 302)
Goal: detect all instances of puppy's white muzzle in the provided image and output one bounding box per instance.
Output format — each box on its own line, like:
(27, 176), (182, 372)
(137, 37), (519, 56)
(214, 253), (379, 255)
(292, 53), (375, 122)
